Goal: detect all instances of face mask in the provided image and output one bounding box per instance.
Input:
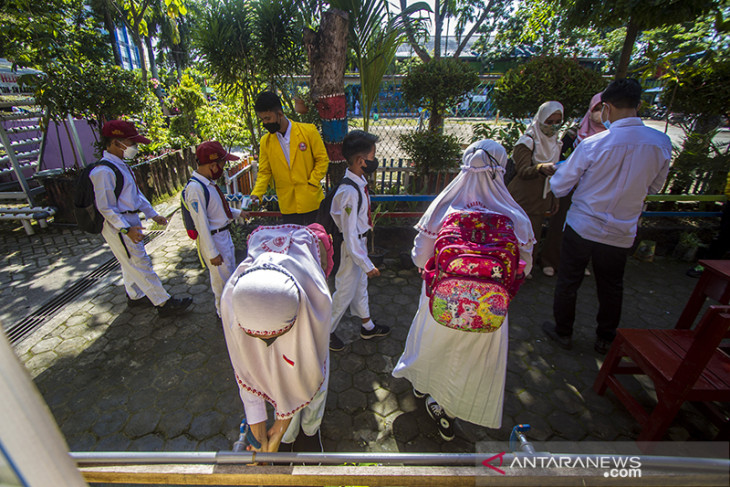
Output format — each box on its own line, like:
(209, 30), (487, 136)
(263, 116), (280, 134)
(539, 122), (559, 137)
(210, 164), (224, 180)
(363, 157), (379, 175)
(601, 104), (611, 129)
(119, 142), (139, 160)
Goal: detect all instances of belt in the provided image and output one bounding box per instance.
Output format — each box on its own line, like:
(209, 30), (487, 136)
(358, 230), (370, 239)
(121, 209), (140, 214)
(211, 223), (231, 235)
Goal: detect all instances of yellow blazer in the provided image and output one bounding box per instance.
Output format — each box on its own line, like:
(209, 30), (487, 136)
(251, 121), (330, 214)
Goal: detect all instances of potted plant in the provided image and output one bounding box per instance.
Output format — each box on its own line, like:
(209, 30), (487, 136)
(368, 202), (389, 267)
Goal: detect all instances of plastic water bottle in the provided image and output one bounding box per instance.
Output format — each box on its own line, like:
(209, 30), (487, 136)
(232, 419), (262, 452)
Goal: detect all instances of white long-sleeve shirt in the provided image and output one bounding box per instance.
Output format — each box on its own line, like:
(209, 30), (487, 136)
(89, 151), (157, 231)
(183, 171), (241, 261)
(550, 117), (671, 248)
(330, 169), (374, 272)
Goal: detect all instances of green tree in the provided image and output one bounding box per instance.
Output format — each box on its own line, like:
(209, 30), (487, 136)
(107, 0), (187, 81)
(401, 57), (479, 131)
(398, 0), (510, 61)
(1, 0), (111, 69)
(329, 0), (429, 131)
(492, 56), (607, 120)
(552, 0), (720, 79)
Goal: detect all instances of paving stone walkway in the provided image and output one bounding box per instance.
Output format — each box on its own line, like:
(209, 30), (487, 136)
(1, 212), (721, 457)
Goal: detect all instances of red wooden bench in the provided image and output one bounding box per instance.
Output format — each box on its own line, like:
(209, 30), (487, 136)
(593, 305), (730, 442)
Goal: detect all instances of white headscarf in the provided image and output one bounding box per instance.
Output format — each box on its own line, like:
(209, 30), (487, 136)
(517, 101), (564, 164)
(415, 139), (535, 246)
(220, 224), (332, 419)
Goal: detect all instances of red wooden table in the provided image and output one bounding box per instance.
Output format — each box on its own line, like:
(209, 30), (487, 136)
(676, 260), (730, 329)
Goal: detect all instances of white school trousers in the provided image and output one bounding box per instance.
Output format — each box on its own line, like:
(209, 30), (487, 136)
(330, 237), (370, 332)
(282, 365), (329, 443)
(101, 216), (170, 306)
(206, 230), (237, 316)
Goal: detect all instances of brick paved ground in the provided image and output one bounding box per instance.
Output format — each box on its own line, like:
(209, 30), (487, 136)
(1, 212), (721, 458)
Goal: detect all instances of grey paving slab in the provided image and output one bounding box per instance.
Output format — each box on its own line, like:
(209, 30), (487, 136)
(3, 212), (724, 459)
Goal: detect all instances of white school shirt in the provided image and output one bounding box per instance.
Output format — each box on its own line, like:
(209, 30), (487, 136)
(89, 151), (158, 231)
(330, 169), (374, 272)
(276, 117), (292, 166)
(550, 117), (671, 248)
(183, 171), (241, 261)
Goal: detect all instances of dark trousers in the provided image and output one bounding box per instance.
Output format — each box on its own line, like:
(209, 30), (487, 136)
(553, 225), (629, 341)
(706, 201), (730, 259)
(281, 210), (318, 226)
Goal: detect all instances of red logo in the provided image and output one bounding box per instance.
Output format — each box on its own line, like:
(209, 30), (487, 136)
(299, 142), (307, 151)
(482, 452), (506, 475)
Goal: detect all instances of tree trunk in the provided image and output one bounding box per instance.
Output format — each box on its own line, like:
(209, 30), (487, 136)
(103, 10), (122, 66)
(132, 29), (148, 81)
(304, 8), (349, 186)
(145, 35), (159, 81)
(616, 17), (640, 80)
(433, 0), (442, 60)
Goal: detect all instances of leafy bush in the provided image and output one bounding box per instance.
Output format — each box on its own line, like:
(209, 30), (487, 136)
(25, 62), (147, 130)
(167, 74), (207, 148)
(493, 56), (607, 120)
(471, 122), (527, 155)
(401, 58), (479, 132)
(398, 131), (462, 176)
(196, 100), (251, 150)
(664, 60), (730, 122)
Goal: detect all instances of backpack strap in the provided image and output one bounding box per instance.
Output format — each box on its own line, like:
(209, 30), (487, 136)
(184, 176), (211, 207)
(338, 177), (363, 214)
(97, 160), (124, 201)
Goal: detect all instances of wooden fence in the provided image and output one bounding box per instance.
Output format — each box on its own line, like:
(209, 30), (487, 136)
(131, 147), (195, 202)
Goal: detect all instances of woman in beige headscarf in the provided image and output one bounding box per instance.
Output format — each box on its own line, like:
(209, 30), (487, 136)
(508, 101), (563, 277)
(393, 140), (534, 441)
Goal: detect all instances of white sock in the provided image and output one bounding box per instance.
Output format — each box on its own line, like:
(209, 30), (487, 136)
(362, 319), (375, 331)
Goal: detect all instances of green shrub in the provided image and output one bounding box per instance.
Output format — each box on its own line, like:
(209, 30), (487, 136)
(398, 131), (461, 176)
(471, 122), (527, 155)
(493, 56), (607, 120)
(401, 58), (479, 132)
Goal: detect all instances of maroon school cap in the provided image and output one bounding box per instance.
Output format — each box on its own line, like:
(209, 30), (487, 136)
(101, 120), (151, 144)
(196, 141), (240, 164)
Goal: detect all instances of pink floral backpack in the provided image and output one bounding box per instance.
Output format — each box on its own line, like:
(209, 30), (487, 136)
(422, 211), (526, 333)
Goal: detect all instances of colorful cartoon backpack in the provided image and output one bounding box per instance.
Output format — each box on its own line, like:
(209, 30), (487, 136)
(422, 211), (526, 333)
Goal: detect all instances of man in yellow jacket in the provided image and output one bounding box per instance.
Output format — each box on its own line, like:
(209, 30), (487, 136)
(250, 92), (330, 225)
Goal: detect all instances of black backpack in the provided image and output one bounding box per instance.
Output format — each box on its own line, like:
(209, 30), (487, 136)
(74, 160), (124, 234)
(315, 178), (363, 274)
(181, 177), (211, 240)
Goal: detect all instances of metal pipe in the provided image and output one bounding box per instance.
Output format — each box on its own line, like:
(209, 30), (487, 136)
(72, 451), (730, 472)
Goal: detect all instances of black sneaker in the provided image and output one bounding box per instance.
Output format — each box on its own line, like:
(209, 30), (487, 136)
(413, 388), (426, 399)
(329, 332), (345, 351)
(594, 337), (612, 354)
(541, 321), (572, 350)
(360, 321), (390, 339)
(157, 297), (192, 318)
(127, 295), (153, 308)
(425, 396), (455, 441)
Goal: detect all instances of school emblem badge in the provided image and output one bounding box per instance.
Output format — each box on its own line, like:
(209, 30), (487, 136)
(299, 142), (307, 151)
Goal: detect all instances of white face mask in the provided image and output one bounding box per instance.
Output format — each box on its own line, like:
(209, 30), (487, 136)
(119, 142), (139, 160)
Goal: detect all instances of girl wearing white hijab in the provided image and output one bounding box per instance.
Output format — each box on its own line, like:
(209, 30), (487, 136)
(392, 140), (534, 439)
(221, 224), (332, 453)
(507, 101), (563, 277)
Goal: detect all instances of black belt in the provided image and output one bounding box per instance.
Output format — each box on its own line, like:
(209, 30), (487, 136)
(358, 230), (370, 239)
(211, 224), (231, 235)
(121, 209), (140, 214)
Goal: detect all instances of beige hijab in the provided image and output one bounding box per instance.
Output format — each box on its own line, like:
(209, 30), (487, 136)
(516, 101), (564, 164)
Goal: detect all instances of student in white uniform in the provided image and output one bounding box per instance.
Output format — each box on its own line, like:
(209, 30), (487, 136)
(183, 141), (244, 316)
(221, 224), (333, 452)
(328, 130), (390, 352)
(392, 140), (535, 441)
(90, 120), (191, 317)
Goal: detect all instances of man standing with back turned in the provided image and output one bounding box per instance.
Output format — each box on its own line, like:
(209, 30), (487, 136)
(542, 79), (671, 354)
(250, 91), (330, 225)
